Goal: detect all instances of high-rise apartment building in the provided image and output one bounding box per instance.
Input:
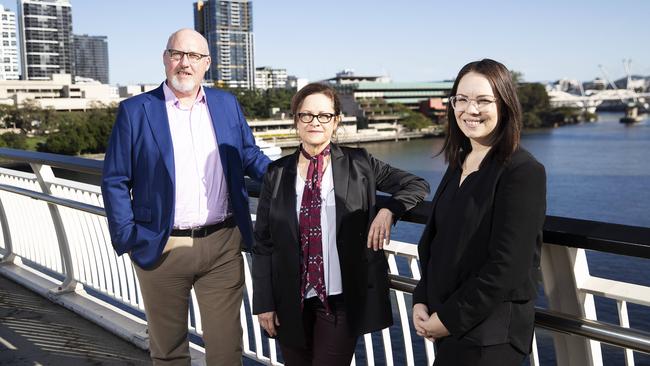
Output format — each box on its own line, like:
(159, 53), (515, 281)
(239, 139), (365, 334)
(74, 34), (109, 84)
(0, 6), (18, 80)
(254, 66), (287, 90)
(18, 0), (73, 80)
(194, 0), (255, 89)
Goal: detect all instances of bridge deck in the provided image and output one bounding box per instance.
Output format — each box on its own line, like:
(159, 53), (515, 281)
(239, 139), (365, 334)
(0, 274), (151, 365)
(0, 274), (267, 365)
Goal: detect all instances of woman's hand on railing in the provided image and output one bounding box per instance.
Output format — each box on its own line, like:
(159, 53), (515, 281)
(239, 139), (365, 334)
(258, 311), (280, 337)
(368, 208), (394, 251)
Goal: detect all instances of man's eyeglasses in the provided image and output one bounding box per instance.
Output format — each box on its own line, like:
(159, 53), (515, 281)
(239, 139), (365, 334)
(296, 112), (337, 124)
(166, 49), (209, 64)
(449, 95), (497, 112)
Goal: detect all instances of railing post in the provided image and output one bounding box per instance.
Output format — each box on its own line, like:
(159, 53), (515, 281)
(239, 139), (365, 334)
(0, 197), (15, 264)
(540, 244), (602, 366)
(30, 163), (77, 293)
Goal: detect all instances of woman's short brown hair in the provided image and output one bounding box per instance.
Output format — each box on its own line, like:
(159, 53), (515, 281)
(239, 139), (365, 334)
(290, 83), (342, 127)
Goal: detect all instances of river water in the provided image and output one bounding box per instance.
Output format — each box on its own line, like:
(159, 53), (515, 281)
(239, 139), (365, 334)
(351, 112), (650, 365)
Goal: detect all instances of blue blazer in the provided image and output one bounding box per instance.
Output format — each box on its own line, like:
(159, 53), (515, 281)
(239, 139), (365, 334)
(101, 83), (270, 269)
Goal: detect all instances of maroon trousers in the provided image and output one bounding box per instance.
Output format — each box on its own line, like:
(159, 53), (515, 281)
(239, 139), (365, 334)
(279, 296), (357, 366)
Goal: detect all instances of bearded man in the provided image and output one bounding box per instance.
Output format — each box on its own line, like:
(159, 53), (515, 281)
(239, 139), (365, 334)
(101, 28), (270, 365)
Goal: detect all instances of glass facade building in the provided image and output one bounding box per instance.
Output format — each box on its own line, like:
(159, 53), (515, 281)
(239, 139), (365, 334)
(74, 34), (109, 84)
(18, 0), (73, 80)
(194, 0), (255, 89)
(0, 6), (19, 80)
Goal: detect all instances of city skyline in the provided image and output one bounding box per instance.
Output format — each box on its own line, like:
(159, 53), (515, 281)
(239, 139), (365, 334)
(2, 0), (650, 85)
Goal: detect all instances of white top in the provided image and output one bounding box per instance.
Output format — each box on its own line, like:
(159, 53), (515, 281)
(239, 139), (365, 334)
(163, 82), (231, 229)
(295, 162), (343, 297)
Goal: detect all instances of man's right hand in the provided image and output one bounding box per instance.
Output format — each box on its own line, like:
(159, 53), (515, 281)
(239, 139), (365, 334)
(258, 311), (280, 337)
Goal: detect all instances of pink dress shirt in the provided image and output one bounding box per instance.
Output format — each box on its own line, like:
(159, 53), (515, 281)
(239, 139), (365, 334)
(163, 82), (230, 229)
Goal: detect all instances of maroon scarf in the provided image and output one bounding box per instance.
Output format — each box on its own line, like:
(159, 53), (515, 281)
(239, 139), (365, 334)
(299, 144), (331, 312)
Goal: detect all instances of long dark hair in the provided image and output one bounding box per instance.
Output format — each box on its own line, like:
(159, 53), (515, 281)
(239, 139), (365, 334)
(442, 59), (522, 168)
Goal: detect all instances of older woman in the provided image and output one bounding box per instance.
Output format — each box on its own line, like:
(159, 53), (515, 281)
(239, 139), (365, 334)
(412, 59), (546, 365)
(253, 83), (429, 365)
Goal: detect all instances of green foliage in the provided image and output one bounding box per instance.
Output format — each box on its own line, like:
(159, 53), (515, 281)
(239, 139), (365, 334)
(402, 112), (432, 130)
(38, 104), (117, 155)
(216, 85), (294, 119)
(522, 111), (543, 129)
(510, 70), (524, 85)
(39, 123), (89, 155)
(0, 132), (27, 149)
(516, 80), (582, 128)
(392, 103), (432, 130)
(518, 83), (550, 112)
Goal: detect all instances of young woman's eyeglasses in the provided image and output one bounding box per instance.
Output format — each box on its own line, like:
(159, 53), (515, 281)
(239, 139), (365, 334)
(449, 95), (496, 111)
(296, 112), (337, 124)
(166, 49), (209, 64)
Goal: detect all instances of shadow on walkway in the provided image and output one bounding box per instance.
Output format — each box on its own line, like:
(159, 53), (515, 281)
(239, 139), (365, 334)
(0, 274), (151, 365)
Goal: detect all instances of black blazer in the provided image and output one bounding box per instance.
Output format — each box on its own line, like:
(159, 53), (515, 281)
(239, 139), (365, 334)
(253, 144), (429, 347)
(413, 148), (546, 353)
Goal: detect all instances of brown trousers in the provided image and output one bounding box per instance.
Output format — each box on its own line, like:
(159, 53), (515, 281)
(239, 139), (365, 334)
(134, 225), (244, 366)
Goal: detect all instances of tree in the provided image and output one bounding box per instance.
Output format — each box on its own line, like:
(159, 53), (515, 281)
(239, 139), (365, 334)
(36, 103), (118, 155)
(0, 132), (27, 149)
(518, 83), (550, 113)
(394, 104), (432, 130)
(16, 99), (43, 132)
(215, 84), (293, 119)
(511, 70), (524, 85)
(39, 120), (94, 155)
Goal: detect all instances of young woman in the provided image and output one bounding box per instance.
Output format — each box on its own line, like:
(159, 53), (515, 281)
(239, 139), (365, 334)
(253, 83), (429, 365)
(412, 59), (547, 366)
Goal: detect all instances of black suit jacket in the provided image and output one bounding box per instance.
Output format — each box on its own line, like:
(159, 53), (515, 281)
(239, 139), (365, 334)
(252, 144), (429, 347)
(413, 148), (546, 353)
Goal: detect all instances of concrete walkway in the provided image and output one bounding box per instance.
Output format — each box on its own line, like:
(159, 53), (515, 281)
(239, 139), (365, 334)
(0, 274), (151, 365)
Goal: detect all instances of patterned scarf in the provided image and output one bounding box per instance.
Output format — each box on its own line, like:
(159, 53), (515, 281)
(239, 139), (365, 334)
(299, 144), (331, 312)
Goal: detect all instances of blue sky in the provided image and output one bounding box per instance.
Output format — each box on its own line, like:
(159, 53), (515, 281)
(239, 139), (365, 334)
(3, 0), (650, 85)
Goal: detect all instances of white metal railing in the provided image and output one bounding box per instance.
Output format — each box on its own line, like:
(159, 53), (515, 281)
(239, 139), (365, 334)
(0, 163), (443, 365)
(0, 154), (649, 365)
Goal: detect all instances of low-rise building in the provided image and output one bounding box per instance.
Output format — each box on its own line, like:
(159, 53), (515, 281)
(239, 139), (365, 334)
(248, 116), (357, 137)
(325, 73), (453, 128)
(255, 66), (288, 90)
(0, 73), (121, 110)
(118, 84), (159, 98)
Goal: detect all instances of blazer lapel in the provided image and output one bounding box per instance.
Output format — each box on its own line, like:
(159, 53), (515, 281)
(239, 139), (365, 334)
(279, 151), (300, 245)
(143, 84), (175, 181)
(330, 144), (349, 238)
(205, 89), (231, 179)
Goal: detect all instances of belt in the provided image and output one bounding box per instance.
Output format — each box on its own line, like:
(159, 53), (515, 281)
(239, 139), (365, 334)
(170, 216), (235, 238)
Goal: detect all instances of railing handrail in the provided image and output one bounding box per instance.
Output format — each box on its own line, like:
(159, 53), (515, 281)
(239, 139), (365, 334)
(2, 149), (650, 357)
(2, 146), (648, 258)
(387, 274), (650, 355)
(0, 147), (103, 175)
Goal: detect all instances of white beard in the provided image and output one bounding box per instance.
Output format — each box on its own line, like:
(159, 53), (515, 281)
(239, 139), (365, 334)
(170, 75), (196, 94)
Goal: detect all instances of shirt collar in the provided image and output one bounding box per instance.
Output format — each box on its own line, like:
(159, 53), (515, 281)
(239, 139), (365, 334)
(162, 81), (206, 109)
